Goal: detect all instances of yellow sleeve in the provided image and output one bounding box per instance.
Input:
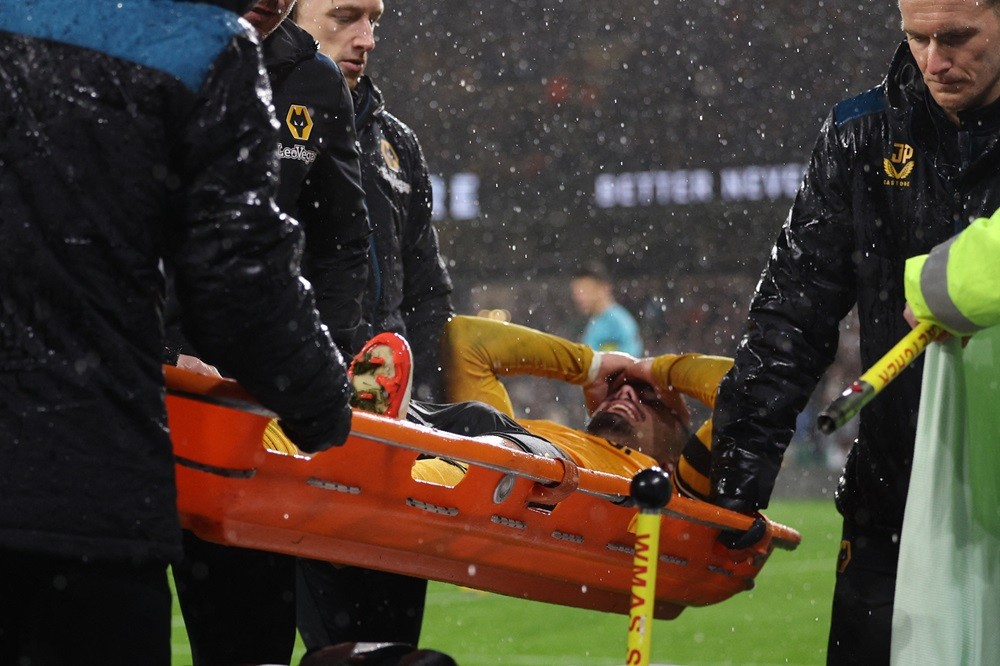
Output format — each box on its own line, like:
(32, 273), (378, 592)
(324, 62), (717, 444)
(649, 353), (733, 408)
(441, 315), (595, 417)
(647, 353), (729, 501)
(675, 420), (713, 501)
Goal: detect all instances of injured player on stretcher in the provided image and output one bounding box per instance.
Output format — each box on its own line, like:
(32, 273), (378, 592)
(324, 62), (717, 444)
(264, 315), (732, 500)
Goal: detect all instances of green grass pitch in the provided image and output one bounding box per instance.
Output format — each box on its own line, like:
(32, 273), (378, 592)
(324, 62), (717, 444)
(171, 498), (840, 665)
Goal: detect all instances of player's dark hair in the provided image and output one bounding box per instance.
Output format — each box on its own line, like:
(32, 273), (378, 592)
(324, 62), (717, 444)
(572, 261), (611, 284)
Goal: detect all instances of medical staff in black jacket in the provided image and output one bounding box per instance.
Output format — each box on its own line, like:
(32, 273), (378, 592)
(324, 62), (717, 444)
(349, 74), (455, 400)
(259, 11), (370, 352)
(292, 0), (455, 652)
(171, 1), (371, 664)
(0, 1), (355, 664)
(711, 0), (1000, 663)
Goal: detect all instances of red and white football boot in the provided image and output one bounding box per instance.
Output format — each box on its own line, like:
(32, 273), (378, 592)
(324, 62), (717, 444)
(348, 332), (413, 419)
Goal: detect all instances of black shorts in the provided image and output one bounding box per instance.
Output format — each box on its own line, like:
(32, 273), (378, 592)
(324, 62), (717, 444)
(407, 400), (568, 459)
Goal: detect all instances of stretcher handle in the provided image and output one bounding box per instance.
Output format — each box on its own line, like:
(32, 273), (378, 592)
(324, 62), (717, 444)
(164, 365), (278, 419)
(164, 365), (801, 546)
(817, 322), (941, 434)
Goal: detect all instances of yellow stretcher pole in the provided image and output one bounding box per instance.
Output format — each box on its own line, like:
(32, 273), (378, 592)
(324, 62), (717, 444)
(626, 468), (672, 666)
(817, 321), (942, 434)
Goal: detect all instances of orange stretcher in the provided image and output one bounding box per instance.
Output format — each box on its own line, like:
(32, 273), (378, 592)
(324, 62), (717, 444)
(167, 366), (800, 620)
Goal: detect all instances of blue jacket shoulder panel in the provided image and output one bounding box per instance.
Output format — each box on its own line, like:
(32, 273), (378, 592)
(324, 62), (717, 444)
(834, 87), (885, 127)
(2, 0), (247, 90)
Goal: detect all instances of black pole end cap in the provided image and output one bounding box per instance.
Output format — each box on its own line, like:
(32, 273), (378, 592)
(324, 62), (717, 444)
(630, 467), (673, 510)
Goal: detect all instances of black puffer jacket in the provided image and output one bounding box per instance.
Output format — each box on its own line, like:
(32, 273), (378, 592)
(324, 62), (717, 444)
(353, 76), (454, 399)
(0, 1), (351, 563)
(263, 21), (371, 351)
(712, 43), (1000, 531)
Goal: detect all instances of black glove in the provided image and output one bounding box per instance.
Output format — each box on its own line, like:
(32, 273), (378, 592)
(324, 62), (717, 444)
(718, 512), (768, 550)
(713, 495), (758, 515)
(278, 408), (351, 454)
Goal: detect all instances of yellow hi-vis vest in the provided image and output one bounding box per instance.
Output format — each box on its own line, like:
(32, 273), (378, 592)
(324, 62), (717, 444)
(905, 207), (1000, 335)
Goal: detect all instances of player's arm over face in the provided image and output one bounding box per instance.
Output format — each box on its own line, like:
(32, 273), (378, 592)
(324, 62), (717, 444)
(441, 315), (597, 416)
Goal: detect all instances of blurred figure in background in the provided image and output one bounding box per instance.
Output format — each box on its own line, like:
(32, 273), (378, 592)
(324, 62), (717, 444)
(571, 261), (644, 356)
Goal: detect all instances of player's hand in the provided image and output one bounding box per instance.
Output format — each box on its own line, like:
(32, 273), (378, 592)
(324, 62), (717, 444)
(176, 353), (222, 378)
(583, 351), (636, 413)
(621, 357), (657, 386)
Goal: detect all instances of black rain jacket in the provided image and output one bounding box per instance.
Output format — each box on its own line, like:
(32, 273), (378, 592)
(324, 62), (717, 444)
(262, 20), (371, 351)
(711, 43), (1000, 531)
(353, 76), (454, 399)
(164, 20), (370, 356)
(0, 1), (352, 563)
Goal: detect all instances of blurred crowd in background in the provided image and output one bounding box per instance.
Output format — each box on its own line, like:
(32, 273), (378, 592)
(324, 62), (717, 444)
(361, 0), (898, 494)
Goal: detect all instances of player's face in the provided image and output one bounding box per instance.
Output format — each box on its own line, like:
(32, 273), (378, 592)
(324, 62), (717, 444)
(900, 0), (1000, 122)
(570, 277), (605, 316)
(244, 0), (297, 38)
(295, 0), (383, 89)
(586, 379), (687, 469)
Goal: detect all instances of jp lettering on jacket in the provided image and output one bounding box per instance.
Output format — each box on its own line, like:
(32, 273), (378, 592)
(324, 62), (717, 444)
(883, 142), (915, 187)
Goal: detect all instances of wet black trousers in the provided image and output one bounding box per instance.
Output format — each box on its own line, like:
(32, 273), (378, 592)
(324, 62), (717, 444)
(177, 538), (430, 662)
(296, 563), (428, 650)
(173, 530), (298, 665)
(0, 549), (171, 666)
(826, 520), (900, 665)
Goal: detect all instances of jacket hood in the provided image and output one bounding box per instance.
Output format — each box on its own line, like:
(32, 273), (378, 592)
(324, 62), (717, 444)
(183, 0), (257, 14)
(353, 75), (385, 131)
(262, 19), (317, 72)
(884, 41), (925, 119)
